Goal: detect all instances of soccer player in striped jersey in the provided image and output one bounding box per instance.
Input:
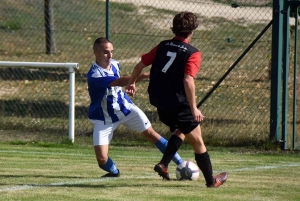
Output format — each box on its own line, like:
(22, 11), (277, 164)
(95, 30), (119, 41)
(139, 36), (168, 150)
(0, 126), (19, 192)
(87, 37), (183, 177)
(126, 12), (228, 187)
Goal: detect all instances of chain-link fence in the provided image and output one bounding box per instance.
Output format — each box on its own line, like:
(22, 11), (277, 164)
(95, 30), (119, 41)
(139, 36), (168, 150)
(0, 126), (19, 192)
(1, 0), (285, 147)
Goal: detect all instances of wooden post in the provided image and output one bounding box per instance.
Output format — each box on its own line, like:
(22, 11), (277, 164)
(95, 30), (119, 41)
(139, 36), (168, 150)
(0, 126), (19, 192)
(44, 0), (56, 54)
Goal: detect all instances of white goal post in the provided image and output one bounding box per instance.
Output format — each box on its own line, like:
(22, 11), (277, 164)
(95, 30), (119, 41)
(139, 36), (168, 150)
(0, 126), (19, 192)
(0, 61), (79, 142)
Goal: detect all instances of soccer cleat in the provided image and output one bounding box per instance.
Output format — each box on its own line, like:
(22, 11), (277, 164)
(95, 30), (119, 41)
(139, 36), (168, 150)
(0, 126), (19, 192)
(154, 163), (170, 181)
(208, 172), (228, 188)
(101, 169), (120, 178)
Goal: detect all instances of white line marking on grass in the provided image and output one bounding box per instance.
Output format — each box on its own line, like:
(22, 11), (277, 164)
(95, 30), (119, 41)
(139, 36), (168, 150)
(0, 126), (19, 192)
(0, 176), (157, 192)
(1, 163), (300, 192)
(0, 178), (118, 192)
(227, 162), (300, 172)
(1, 185), (34, 192)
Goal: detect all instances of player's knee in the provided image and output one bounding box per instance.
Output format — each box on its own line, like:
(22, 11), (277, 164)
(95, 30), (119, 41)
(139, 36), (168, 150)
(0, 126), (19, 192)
(141, 127), (160, 143)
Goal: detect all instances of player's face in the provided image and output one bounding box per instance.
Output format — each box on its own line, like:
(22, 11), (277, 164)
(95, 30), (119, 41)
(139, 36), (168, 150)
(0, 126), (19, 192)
(95, 42), (114, 68)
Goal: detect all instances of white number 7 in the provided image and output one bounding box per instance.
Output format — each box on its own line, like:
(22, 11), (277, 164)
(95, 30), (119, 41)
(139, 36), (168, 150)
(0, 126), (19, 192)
(161, 51), (177, 73)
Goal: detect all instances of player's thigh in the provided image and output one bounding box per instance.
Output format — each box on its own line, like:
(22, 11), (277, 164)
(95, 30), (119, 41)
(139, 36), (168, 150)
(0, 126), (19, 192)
(93, 123), (118, 146)
(141, 126), (162, 143)
(122, 105), (150, 133)
(122, 106), (161, 143)
(185, 125), (207, 154)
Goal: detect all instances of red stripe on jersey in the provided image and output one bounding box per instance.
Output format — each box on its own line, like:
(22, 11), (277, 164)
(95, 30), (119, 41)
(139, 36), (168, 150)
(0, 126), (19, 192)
(141, 45), (158, 66)
(141, 37), (201, 78)
(172, 37), (201, 78)
(184, 51), (201, 78)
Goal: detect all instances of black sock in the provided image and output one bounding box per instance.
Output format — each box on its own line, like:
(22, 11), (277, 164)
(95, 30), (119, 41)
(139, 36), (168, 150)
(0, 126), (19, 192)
(195, 152), (214, 186)
(160, 135), (183, 167)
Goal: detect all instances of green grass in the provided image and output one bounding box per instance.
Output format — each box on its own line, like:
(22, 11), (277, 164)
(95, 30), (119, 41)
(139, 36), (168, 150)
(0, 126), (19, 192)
(0, 139), (300, 201)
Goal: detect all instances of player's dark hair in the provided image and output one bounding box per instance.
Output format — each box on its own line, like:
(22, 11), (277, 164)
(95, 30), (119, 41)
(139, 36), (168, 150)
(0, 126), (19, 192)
(93, 37), (111, 50)
(171, 12), (199, 38)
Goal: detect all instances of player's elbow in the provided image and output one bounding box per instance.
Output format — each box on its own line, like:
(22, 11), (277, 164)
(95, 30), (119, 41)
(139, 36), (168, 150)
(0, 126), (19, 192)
(135, 61), (147, 71)
(183, 74), (194, 85)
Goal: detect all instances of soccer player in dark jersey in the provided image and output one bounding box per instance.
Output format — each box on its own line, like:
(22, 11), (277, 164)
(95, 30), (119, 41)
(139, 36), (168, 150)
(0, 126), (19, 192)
(125, 12), (228, 187)
(87, 37), (183, 177)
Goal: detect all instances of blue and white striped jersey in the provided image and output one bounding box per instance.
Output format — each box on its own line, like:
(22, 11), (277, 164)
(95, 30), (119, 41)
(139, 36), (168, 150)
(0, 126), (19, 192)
(87, 60), (134, 124)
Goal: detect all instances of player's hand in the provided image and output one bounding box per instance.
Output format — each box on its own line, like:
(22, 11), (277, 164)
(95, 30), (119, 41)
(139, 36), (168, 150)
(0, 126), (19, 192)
(125, 83), (136, 96)
(192, 108), (204, 122)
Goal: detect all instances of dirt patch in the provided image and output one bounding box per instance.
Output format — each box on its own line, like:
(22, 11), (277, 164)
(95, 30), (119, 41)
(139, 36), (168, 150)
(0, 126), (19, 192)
(111, 0), (272, 24)
(0, 86), (19, 97)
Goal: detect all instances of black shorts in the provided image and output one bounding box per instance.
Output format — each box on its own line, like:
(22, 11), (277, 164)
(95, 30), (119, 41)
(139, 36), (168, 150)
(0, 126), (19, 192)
(157, 106), (199, 134)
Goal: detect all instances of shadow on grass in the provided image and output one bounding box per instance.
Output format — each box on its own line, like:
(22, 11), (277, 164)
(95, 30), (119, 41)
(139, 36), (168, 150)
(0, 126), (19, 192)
(8, 183), (149, 189)
(11, 181), (190, 189)
(0, 99), (87, 118)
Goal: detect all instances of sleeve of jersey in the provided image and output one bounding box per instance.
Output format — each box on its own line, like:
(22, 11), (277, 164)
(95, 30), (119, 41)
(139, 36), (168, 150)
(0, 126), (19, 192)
(184, 51), (201, 78)
(141, 45), (158, 66)
(90, 76), (117, 88)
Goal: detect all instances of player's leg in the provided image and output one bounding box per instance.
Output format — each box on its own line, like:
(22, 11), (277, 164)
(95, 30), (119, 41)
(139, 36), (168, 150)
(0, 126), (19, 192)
(155, 108), (187, 166)
(153, 130), (184, 180)
(151, 108), (187, 180)
(160, 106), (212, 183)
(93, 123), (120, 177)
(122, 105), (183, 165)
(141, 127), (183, 165)
(185, 125), (227, 187)
(154, 129), (185, 166)
(185, 125), (213, 186)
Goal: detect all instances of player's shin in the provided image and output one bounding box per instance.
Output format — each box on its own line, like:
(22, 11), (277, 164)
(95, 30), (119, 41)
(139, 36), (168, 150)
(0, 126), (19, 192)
(154, 136), (183, 165)
(195, 152), (214, 186)
(98, 157), (119, 174)
(159, 135), (183, 167)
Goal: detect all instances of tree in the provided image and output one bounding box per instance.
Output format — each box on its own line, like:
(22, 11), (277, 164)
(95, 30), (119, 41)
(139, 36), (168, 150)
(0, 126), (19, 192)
(44, 0), (56, 54)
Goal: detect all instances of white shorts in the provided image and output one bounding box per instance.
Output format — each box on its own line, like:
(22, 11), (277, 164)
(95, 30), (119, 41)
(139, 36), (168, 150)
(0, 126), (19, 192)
(91, 105), (151, 146)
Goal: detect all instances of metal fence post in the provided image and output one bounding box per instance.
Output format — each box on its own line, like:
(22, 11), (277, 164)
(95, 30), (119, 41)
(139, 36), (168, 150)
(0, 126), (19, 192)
(292, 6), (298, 150)
(106, 0), (110, 40)
(281, 0), (291, 150)
(270, 0), (283, 142)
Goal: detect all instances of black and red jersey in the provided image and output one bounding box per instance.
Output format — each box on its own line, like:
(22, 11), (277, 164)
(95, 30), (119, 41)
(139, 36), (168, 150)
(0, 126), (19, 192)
(143, 38), (201, 109)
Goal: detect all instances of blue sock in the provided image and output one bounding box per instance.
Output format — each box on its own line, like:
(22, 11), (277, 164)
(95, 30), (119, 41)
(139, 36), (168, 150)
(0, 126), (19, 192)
(99, 157), (119, 174)
(154, 136), (183, 165)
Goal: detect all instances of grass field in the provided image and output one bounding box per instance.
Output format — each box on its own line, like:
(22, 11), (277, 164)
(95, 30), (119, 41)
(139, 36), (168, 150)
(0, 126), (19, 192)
(1, 135), (300, 201)
(1, 2), (299, 199)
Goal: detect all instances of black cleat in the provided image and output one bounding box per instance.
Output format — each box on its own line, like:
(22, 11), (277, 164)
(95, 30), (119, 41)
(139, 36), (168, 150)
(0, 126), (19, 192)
(208, 172), (228, 188)
(154, 163), (170, 181)
(101, 169), (120, 178)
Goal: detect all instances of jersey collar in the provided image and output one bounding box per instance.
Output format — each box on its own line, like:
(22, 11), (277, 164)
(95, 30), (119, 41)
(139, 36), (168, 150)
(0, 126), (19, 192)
(173, 37), (189, 44)
(93, 62), (112, 72)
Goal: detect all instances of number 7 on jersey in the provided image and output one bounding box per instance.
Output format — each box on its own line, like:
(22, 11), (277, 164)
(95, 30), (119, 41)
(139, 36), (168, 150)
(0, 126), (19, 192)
(161, 51), (177, 73)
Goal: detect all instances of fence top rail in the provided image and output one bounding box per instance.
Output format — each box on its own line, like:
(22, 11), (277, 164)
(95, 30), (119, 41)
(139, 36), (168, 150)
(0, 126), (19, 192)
(0, 61), (79, 69)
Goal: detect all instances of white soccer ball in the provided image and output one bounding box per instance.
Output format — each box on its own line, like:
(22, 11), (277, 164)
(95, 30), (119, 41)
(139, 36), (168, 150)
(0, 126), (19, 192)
(175, 160), (200, 180)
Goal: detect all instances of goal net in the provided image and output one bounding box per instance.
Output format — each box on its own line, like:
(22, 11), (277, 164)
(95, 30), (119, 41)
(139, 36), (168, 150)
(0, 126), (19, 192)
(0, 61), (79, 142)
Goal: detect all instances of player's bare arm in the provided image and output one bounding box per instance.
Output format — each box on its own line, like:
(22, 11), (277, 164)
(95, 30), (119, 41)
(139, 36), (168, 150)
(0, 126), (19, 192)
(110, 72), (149, 87)
(125, 61), (147, 96)
(183, 74), (204, 122)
